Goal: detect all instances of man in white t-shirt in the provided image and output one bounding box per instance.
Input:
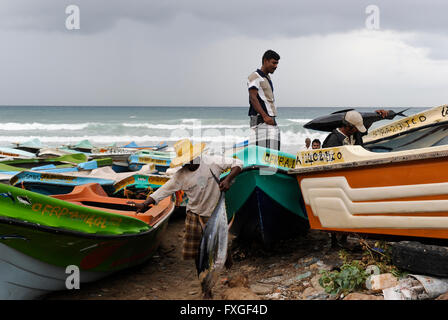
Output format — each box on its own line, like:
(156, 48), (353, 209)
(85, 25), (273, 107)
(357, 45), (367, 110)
(247, 50), (281, 150)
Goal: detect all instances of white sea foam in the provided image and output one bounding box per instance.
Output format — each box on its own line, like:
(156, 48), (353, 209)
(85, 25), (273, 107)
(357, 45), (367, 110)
(0, 121), (252, 131)
(122, 122), (249, 130)
(0, 129), (328, 148)
(0, 122), (97, 131)
(286, 118), (312, 124)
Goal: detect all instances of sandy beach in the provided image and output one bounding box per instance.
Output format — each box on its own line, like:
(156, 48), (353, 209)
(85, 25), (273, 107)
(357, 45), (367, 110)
(44, 207), (346, 301)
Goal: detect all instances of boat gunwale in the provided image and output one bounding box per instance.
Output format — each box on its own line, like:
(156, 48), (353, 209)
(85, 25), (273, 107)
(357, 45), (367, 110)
(289, 148), (448, 175)
(220, 165), (290, 181)
(0, 198), (174, 240)
(363, 116), (448, 145)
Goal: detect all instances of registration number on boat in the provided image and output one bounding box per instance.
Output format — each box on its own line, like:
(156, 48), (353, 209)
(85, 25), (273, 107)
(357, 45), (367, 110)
(138, 157), (168, 165)
(31, 202), (122, 229)
(262, 153), (296, 169)
(296, 148), (344, 167)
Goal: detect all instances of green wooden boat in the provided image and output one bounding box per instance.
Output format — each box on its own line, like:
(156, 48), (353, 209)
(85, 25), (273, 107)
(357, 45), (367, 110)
(0, 153), (88, 169)
(0, 182), (174, 299)
(223, 145), (308, 245)
(0, 156), (111, 184)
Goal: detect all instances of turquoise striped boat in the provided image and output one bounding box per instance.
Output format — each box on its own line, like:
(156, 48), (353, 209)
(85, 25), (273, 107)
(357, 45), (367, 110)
(222, 145), (309, 245)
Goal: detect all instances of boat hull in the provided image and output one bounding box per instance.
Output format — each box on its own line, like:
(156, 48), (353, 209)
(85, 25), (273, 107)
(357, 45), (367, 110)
(226, 167), (308, 245)
(0, 183), (174, 299)
(128, 154), (172, 173)
(295, 155), (448, 239)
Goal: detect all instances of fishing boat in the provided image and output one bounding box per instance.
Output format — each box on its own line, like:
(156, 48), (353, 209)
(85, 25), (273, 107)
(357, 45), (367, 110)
(0, 147), (36, 160)
(10, 165), (157, 196)
(362, 104), (448, 152)
(112, 174), (170, 198)
(88, 148), (135, 162)
(121, 141), (168, 151)
(223, 145), (309, 245)
(37, 147), (78, 158)
(64, 140), (95, 154)
(127, 150), (175, 173)
(289, 143), (448, 240)
(0, 182), (174, 299)
(0, 153), (88, 169)
(10, 171), (116, 195)
(12, 138), (44, 155)
(0, 157), (116, 184)
(224, 140), (249, 157)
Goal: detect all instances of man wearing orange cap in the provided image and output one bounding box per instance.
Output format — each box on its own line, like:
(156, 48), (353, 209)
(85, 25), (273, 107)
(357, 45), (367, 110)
(129, 139), (243, 261)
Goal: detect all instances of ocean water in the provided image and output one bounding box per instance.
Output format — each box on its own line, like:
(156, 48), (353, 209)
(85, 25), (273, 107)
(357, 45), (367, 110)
(0, 106), (425, 155)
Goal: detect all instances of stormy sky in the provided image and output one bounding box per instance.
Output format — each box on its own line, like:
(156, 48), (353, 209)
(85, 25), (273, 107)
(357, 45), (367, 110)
(1, 0), (448, 107)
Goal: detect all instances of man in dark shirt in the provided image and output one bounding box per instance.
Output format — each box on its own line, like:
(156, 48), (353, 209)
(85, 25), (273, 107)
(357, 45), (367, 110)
(322, 110), (388, 148)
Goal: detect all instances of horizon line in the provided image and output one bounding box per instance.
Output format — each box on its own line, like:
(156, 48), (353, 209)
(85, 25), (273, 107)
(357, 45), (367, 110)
(0, 105), (423, 108)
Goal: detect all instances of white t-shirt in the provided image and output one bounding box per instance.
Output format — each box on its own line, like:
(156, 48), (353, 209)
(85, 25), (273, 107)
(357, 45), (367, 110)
(150, 155), (243, 217)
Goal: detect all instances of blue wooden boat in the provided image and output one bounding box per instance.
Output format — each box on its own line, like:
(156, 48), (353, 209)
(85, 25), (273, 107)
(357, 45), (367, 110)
(222, 145), (309, 245)
(233, 140), (249, 148)
(10, 171), (115, 196)
(76, 158), (113, 170)
(0, 158), (114, 180)
(121, 141), (168, 150)
(127, 151), (175, 173)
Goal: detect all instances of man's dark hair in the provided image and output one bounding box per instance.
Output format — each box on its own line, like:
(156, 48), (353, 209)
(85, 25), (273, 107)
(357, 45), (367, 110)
(262, 50), (280, 63)
(312, 139), (321, 145)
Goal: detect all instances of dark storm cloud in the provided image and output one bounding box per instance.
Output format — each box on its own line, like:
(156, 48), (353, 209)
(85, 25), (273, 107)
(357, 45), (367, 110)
(2, 0), (448, 37)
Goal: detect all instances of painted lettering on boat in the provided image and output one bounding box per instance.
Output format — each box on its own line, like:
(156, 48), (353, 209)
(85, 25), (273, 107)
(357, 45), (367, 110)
(0, 151), (20, 157)
(296, 148), (344, 167)
(442, 106), (448, 118)
(369, 114), (427, 139)
(113, 175), (169, 192)
(31, 202), (122, 228)
(262, 152), (296, 169)
(14, 172), (77, 185)
(137, 157), (168, 165)
(41, 173), (76, 183)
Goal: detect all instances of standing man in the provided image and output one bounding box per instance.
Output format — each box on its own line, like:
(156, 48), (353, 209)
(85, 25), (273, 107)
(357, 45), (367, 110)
(248, 50), (281, 151)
